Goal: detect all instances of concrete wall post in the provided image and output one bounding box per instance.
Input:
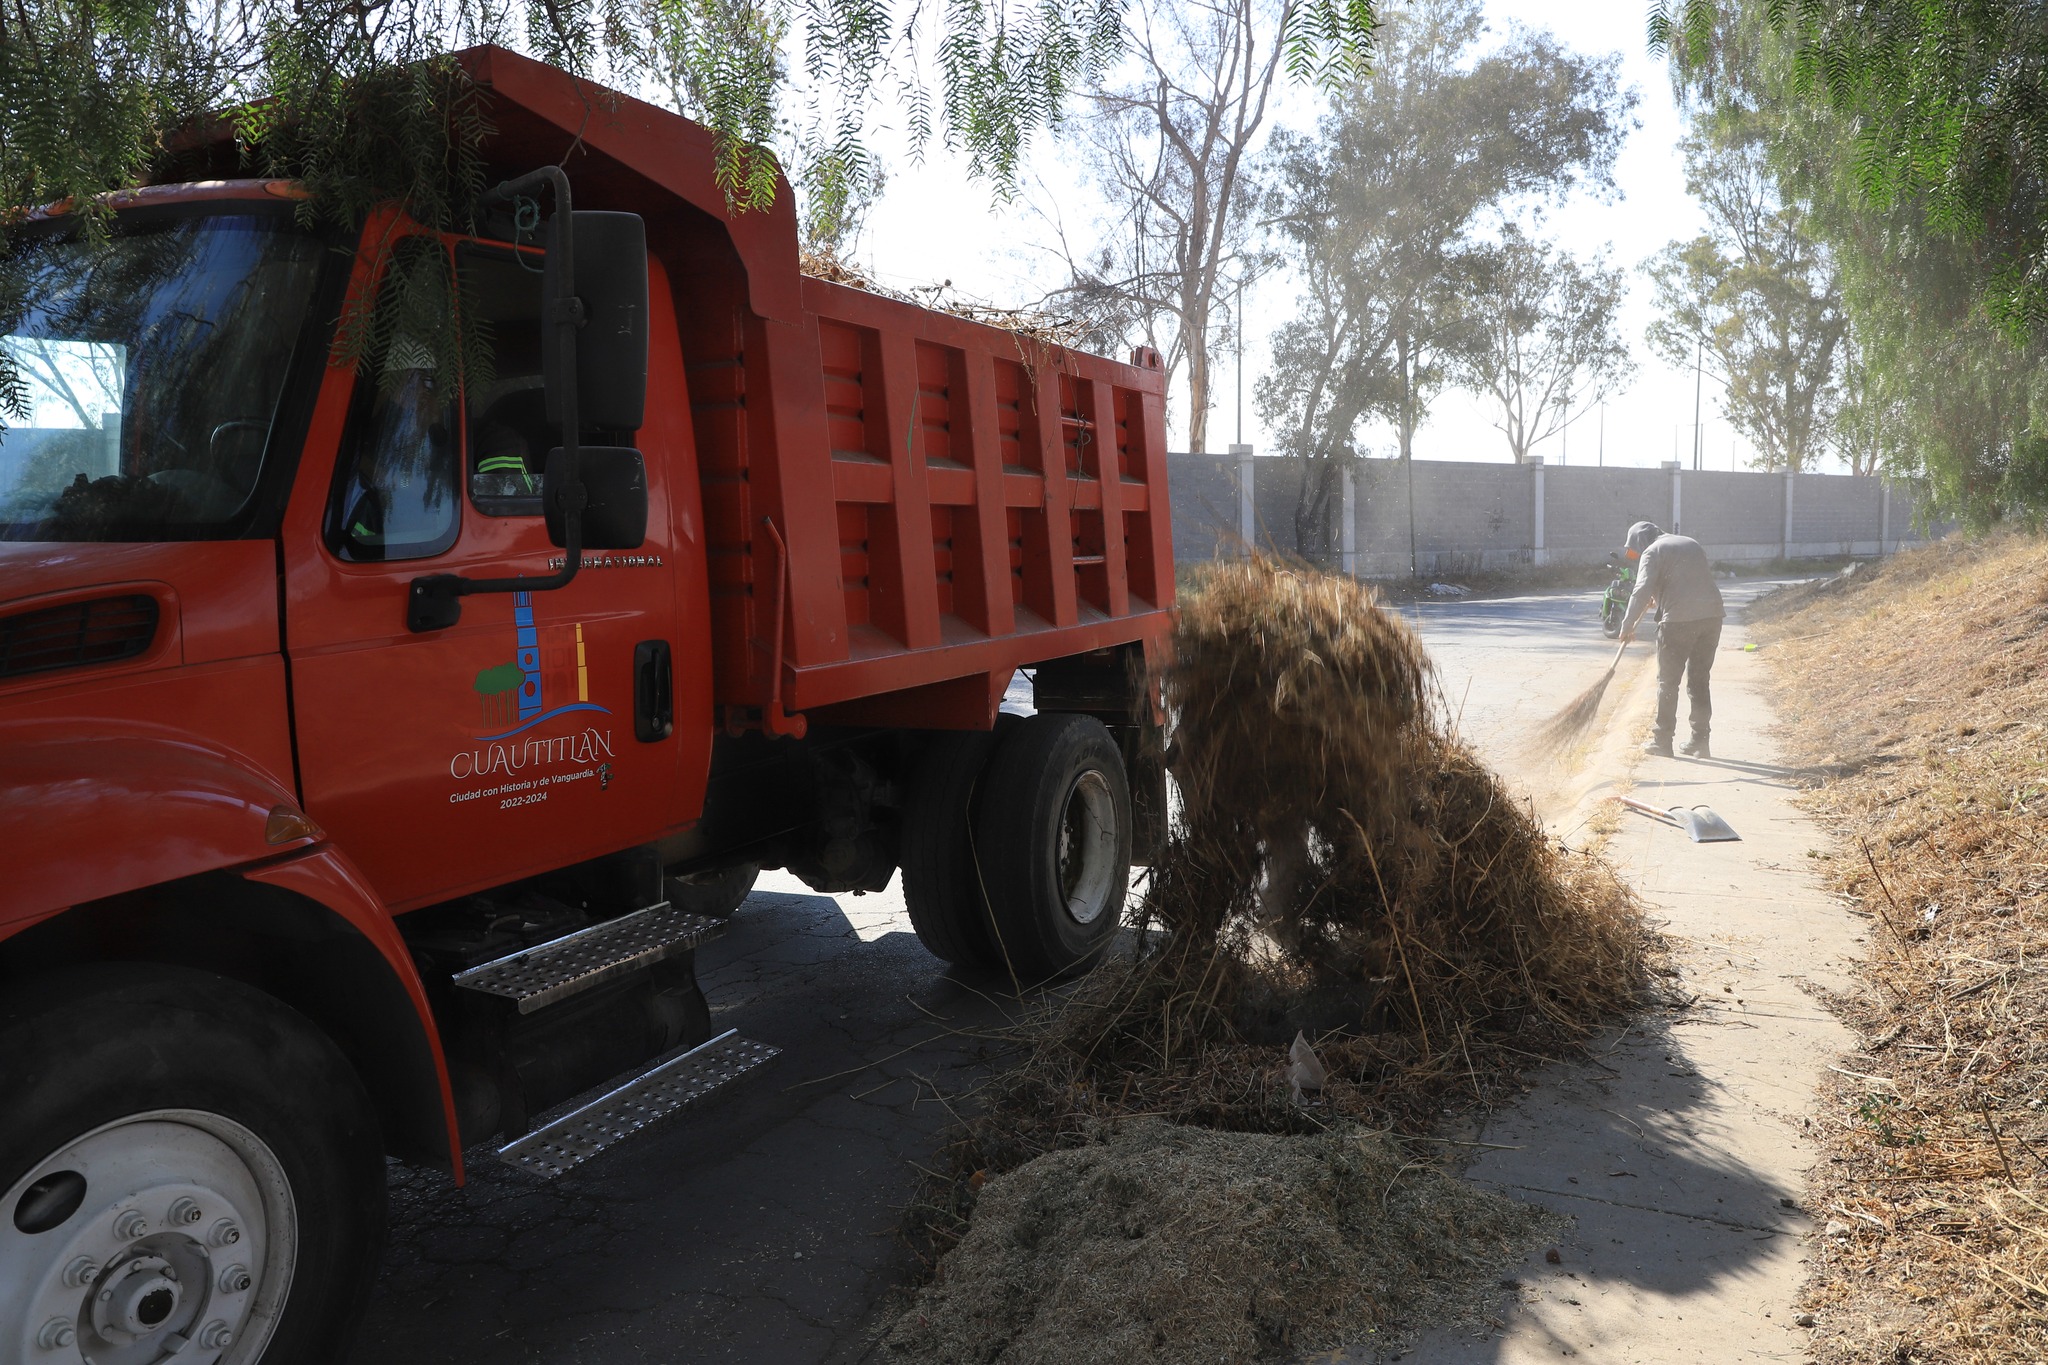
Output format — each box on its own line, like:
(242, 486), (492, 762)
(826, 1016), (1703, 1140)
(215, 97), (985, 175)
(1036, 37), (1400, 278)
(1783, 469), (1796, 559)
(1341, 461), (1357, 576)
(1879, 479), (1892, 556)
(1230, 443), (1254, 551)
(1529, 455), (1546, 566)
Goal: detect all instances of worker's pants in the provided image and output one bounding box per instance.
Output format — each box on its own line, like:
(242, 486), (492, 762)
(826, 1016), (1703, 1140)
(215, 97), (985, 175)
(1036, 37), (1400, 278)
(1653, 616), (1723, 745)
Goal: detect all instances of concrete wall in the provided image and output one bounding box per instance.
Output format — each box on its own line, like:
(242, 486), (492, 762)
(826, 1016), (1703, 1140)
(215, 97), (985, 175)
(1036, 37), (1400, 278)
(1166, 451), (1945, 575)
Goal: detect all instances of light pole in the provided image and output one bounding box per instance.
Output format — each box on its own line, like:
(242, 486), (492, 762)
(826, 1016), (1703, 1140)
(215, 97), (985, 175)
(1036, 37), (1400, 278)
(1235, 275), (1244, 448)
(1692, 334), (1704, 471)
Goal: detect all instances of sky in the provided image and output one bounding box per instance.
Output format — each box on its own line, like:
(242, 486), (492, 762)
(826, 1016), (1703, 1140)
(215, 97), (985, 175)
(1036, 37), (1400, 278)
(841, 0), (1813, 473)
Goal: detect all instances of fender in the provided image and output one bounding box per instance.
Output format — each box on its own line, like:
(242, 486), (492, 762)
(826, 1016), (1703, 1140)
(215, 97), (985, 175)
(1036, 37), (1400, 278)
(0, 723), (466, 1177)
(0, 723), (302, 928)
(241, 845), (465, 1180)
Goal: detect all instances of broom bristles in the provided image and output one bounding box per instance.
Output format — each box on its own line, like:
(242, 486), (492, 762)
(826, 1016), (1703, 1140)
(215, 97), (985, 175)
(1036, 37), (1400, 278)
(1531, 665), (1617, 755)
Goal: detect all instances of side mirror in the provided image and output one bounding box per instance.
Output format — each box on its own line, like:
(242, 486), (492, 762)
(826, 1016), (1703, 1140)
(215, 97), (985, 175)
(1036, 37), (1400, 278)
(543, 211), (648, 432)
(544, 447), (647, 550)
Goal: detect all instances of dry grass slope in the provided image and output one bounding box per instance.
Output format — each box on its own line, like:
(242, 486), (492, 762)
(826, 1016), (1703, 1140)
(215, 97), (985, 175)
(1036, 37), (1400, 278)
(1750, 535), (2048, 1365)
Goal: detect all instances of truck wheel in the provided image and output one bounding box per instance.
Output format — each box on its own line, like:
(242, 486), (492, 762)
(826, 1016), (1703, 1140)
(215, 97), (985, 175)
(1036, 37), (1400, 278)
(973, 713), (1132, 980)
(900, 730), (1006, 972)
(666, 862), (760, 919)
(0, 965), (385, 1365)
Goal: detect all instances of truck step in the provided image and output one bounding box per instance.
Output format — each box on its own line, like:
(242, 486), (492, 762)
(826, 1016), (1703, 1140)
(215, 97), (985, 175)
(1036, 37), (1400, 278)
(451, 902), (724, 1014)
(497, 1029), (780, 1178)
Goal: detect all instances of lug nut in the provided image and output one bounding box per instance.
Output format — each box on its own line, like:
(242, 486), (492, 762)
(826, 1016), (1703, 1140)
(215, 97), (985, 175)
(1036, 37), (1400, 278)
(206, 1219), (240, 1248)
(62, 1257), (97, 1288)
(37, 1319), (75, 1350)
(113, 1209), (148, 1240)
(167, 1196), (203, 1225)
(218, 1264), (252, 1294)
(196, 1320), (234, 1350)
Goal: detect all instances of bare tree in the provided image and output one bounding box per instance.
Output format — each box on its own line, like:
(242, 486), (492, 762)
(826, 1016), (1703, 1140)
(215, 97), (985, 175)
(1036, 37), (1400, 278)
(1047, 0), (1297, 453)
(1460, 226), (1633, 462)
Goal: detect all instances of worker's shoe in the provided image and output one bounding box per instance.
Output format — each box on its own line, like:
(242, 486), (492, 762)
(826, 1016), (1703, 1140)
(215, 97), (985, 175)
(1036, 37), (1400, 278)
(1642, 738), (1674, 757)
(1680, 735), (1711, 759)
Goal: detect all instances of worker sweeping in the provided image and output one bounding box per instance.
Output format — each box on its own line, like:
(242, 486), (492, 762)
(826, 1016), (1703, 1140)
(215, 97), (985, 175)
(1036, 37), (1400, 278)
(1617, 520), (1725, 758)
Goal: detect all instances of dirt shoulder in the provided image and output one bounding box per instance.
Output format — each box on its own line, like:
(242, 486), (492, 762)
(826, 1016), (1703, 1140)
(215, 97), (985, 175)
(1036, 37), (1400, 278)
(1747, 534), (2048, 1365)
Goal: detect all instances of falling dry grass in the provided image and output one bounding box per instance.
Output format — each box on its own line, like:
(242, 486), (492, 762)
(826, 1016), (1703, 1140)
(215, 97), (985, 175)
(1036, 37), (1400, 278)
(1750, 533), (2048, 1365)
(888, 558), (1652, 1363)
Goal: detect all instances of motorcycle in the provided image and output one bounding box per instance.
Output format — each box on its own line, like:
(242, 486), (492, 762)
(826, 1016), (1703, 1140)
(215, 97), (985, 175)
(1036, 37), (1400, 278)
(1599, 552), (1657, 641)
(1600, 552), (1633, 638)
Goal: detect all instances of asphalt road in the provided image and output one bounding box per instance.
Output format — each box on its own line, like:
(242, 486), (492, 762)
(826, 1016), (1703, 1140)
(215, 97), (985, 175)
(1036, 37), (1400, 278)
(347, 572), (1800, 1365)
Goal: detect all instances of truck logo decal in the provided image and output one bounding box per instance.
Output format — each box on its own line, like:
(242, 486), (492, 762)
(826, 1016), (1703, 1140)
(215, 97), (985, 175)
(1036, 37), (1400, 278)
(472, 591), (610, 741)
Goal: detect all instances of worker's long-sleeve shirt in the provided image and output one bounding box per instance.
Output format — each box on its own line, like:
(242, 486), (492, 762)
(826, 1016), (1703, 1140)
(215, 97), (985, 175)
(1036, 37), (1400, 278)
(1621, 533), (1724, 632)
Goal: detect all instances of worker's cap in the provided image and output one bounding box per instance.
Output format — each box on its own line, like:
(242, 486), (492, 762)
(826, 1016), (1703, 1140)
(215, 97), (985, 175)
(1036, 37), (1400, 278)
(1624, 521), (1662, 555)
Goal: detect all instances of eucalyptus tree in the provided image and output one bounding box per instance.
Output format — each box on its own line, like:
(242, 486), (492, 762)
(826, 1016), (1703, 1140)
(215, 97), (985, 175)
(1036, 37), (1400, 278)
(1259, 0), (1631, 565)
(1645, 133), (1846, 473)
(1459, 226), (1632, 463)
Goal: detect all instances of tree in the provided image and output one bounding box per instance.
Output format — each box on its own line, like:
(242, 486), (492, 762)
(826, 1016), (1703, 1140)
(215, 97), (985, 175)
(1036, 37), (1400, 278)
(1045, 0), (1299, 453)
(1259, 0), (1631, 564)
(1459, 226), (1631, 463)
(0, 0), (1381, 429)
(1644, 133), (1846, 473)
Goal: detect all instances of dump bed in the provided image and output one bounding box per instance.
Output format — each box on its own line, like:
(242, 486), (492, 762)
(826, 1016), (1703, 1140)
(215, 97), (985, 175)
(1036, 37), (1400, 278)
(681, 278), (1174, 732)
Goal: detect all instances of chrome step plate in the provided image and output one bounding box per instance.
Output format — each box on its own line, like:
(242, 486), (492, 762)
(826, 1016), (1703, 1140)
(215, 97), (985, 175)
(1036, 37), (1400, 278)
(497, 1030), (780, 1178)
(452, 902), (723, 1014)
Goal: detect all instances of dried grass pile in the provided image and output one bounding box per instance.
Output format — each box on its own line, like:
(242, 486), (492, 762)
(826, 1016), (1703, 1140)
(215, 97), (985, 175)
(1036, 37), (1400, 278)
(1750, 534), (2048, 1365)
(884, 1120), (1549, 1365)
(892, 559), (1651, 1360)
(1153, 557), (1648, 1047)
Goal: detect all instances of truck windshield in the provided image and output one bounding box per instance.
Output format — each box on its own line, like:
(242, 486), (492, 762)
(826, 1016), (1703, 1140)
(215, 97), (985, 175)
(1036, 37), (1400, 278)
(0, 213), (327, 541)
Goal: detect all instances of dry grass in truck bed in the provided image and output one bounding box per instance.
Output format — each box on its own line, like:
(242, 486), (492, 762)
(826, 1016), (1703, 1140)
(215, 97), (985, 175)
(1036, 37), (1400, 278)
(1749, 533), (2048, 1365)
(885, 559), (1653, 1364)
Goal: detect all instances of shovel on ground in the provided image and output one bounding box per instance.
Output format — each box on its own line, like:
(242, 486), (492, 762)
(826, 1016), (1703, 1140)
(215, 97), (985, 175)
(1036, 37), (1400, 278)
(1615, 795), (1742, 843)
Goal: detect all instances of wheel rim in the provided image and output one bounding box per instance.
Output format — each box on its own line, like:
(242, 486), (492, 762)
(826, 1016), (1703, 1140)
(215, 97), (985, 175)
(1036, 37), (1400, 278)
(1056, 768), (1121, 926)
(2, 1110), (297, 1365)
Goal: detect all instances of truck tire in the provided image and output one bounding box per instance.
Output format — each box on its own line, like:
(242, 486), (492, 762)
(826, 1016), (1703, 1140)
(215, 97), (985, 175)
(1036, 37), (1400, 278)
(972, 713), (1132, 980)
(0, 964), (385, 1365)
(900, 729), (1007, 971)
(666, 862), (760, 919)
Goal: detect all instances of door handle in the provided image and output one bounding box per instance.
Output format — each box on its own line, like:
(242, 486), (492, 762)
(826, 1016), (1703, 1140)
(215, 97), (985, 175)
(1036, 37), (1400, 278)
(634, 640), (673, 742)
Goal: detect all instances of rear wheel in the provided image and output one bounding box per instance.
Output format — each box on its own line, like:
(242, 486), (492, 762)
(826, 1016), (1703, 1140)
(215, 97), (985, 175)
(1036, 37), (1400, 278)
(0, 965), (385, 1365)
(972, 713), (1132, 980)
(1600, 590), (1624, 638)
(900, 729), (1007, 971)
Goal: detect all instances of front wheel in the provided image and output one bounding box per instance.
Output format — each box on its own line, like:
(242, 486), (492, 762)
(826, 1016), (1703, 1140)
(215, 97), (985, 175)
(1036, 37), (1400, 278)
(973, 713), (1133, 980)
(0, 965), (386, 1365)
(1600, 592), (1624, 638)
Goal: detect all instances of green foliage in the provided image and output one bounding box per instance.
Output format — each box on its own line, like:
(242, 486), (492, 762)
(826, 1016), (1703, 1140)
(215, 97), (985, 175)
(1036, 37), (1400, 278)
(1653, 0), (2048, 520)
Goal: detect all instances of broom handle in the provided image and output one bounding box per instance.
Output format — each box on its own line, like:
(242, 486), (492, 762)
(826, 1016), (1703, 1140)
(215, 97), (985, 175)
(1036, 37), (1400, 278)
(1615, 795), (1682, 825)
(1606, 640), (1628, 673)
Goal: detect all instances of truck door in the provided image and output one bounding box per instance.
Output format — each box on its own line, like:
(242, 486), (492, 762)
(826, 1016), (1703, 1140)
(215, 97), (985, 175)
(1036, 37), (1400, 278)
(280, 235), (683, 909)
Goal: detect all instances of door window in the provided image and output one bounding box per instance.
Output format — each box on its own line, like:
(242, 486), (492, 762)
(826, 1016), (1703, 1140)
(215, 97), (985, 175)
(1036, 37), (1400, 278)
(325, 246), (459, 562)
(458, 246), (556, 515)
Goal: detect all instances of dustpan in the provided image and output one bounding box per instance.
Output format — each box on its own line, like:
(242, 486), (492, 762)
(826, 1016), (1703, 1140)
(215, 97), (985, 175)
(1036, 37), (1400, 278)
(1616, 796), (1742, 843)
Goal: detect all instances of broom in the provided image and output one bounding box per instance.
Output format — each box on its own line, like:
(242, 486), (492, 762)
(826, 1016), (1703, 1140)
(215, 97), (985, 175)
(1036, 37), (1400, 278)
(1531, 640), (1629, 755)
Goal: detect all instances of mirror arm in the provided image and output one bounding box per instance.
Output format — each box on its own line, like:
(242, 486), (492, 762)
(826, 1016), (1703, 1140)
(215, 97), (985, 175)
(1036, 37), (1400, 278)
(407, 167), (585, 633)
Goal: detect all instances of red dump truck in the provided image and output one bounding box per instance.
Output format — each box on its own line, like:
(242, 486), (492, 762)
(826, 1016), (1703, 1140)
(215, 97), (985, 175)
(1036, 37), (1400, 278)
(0, 46), (1171, 1362)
